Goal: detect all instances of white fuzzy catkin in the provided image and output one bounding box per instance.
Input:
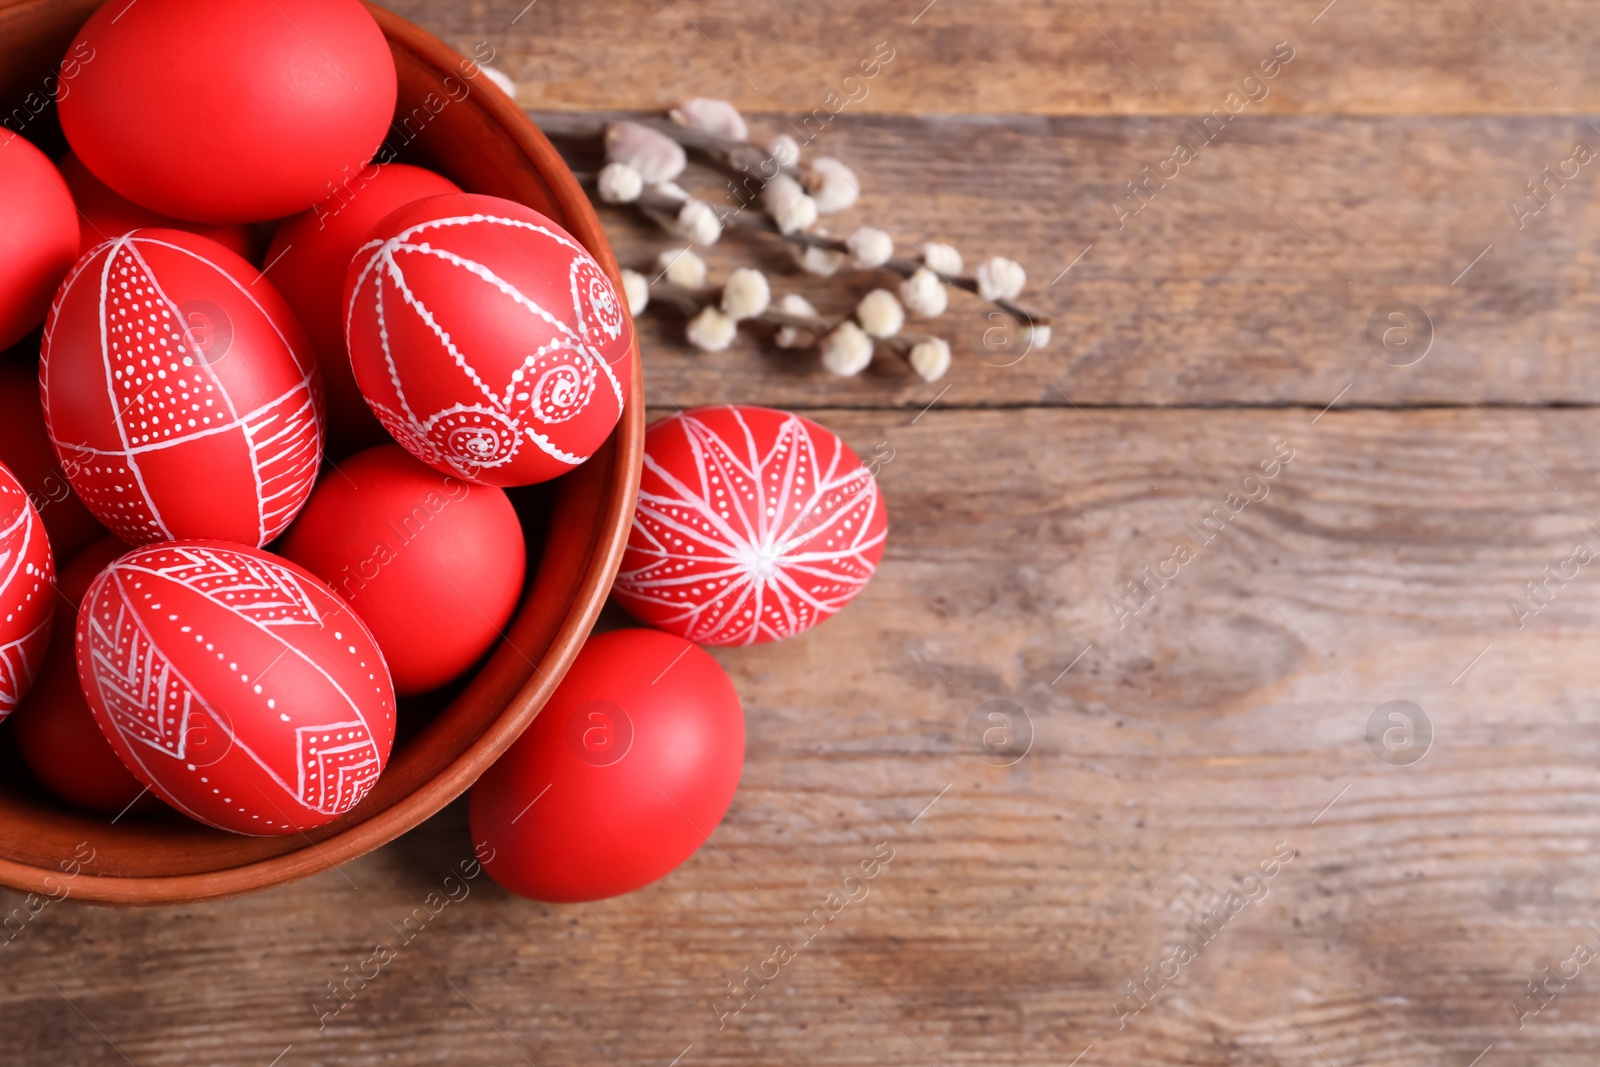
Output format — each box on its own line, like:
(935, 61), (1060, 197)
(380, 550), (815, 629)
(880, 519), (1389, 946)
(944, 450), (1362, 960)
(820, 321), (874, 376)
(596, 162), (643, 203)
(1022, 323), (1052, 350)
(804, 157), (859, 213)
(686, 307), (738, 352)
(909, 338), (952, 382)
(670, 97), (750, 142)
(768, 134), (801, 168)
(605, 121), (686, 184)
(651, 180), (690, 202)
(657, 248), (708, 289)
(764, 174), (819, 234)
(675, 199), (723, 246)
(856, 289), (905, 339)
(480, 65), (517, 100)
(975, 256), (1027, 300)
(847, 227), (894, 268)
(777, 194), (818, 235)
(922, 241), (964, 278)
(774, 293), (818, 348)
(721, 268), (771, 321)
(899, 267), (948, 318)
(796, 242), (845, 276)
(620, 270), (650, 316)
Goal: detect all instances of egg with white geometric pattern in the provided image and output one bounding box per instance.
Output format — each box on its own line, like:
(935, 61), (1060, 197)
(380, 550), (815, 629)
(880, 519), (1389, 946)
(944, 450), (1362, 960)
(611, 405), (888, 646)
(0, 461), (55, 721)
(40, 229), (323, 547)
(75, 541), (394, 835)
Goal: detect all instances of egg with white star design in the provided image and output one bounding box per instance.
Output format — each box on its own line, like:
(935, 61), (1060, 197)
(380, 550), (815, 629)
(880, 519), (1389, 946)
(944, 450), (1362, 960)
(611, 405), (888, 646)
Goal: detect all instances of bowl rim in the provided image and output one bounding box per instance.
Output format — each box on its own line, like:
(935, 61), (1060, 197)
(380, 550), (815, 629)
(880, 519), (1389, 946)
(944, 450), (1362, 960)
(0, 0), (645, 905)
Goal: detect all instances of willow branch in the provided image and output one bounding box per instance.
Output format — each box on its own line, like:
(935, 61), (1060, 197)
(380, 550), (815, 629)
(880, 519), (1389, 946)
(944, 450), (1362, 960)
(580, 174), (1052, 330)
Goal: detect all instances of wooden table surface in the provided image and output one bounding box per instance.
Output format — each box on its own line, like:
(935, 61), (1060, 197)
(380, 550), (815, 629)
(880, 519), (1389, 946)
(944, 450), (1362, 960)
(9, 2), (1600, 1064)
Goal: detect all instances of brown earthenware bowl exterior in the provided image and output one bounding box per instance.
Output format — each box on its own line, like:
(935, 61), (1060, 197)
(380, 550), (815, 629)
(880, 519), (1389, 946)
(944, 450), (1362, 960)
(0, 0), (644, 904)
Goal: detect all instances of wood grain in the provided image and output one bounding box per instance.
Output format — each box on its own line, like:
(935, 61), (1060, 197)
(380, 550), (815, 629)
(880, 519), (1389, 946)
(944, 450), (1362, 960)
(535, 112), (1600, 410)
(5, 408), (1600, 1065)
(11, 0), (1600, 1062)
(382, 0), (1600, 117)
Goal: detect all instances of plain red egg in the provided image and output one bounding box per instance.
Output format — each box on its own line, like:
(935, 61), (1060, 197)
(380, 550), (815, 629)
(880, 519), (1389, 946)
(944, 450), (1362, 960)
(264, 164), (461, 456)
(10, 536), (157, 815)
(57, 152), (257, 262)
(0, 131), (79, 350)
(0, 460), (54, 719)
(0, 361), (104, 561)
(58, 0), (396, 223)
(277, 444), (526, 696)
(612, 405), (888, 645)
(470, 629), (744, 902)
(41, 229), (323, 546)
(345, 193), (633, 486)
(76, 541), (396, 835)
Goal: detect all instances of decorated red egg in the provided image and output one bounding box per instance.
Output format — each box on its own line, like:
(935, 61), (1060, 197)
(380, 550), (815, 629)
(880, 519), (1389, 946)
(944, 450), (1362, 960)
(76, 541), (396, 835)
(264, 164), (461, 455)
(0, 130), (79, 349)
(278, 444), (525, 696)
(58, 0), (396, 223)
(611, 405), (888, 645)
(57, 152), (257, 262)
(11, 536), (155, 815)
(470, 629), (744, 902)
(0, 460), (54, 719)
(344, 193), (633, 486)
(0, 361), (104, 561)
(41, 229), (323, 546)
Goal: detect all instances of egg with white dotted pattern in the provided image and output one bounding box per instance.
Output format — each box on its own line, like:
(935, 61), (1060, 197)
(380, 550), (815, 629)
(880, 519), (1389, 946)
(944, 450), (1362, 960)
(611, 405), (888, 646)
(40, 228), (323, 547)
(75, 540), (395, 835)
(0, 460), (55, 720)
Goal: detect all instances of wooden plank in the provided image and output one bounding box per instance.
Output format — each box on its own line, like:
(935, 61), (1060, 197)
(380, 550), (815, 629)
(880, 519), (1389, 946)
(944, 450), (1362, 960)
(382, 0), (1599, 116)
(547, 113), (1600, 409)
(5, 407), (1600, 1065)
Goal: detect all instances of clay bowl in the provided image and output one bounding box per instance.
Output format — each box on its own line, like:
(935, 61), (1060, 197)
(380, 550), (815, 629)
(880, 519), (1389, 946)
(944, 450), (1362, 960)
(0, 0), (643, 904)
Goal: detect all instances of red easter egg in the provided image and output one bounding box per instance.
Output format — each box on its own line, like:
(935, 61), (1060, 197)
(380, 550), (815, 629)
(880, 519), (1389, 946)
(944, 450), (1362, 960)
(41, 229), (324, 546)
(0, 460), (55, 719)
(264, 164), (461, 456)
(11, 536), (156, 815)
(0, 131), (79, 349)
(0, 361), (105, 561)
(57, 152), (257, 262)
(344, 193), (633, 486)
(76, 541), (396, 835)
(278, 444), (525, 696)
(611, 405), (888, 646)
(470, 629), (744, 902)
(58, 0), (396, 223)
